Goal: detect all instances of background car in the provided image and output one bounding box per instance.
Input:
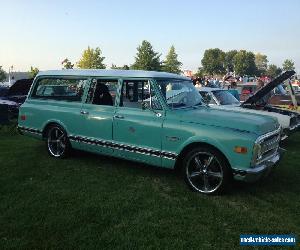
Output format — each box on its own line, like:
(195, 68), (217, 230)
(197, 71), (300, 139)
(0, 78), (33, 104)
(0, 78), (33, 118)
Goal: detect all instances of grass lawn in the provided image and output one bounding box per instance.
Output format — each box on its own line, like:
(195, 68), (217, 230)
(0, 125), (299, 249)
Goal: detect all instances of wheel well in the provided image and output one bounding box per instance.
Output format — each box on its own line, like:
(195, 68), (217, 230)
(42, 122), (63, 139)
(174, 142), (231, 171)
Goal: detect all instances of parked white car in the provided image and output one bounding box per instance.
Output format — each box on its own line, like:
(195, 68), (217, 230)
(197, 71), (300, 139)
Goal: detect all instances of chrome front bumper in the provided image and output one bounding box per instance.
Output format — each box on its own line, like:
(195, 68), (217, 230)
(281, 123), (300, 141)
(284, 123), (300, 134)
(232, 148), (284, 182)
(287, 123), (300, 134)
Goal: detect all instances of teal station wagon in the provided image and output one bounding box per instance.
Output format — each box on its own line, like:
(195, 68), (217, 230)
(18, 70), (283, 194)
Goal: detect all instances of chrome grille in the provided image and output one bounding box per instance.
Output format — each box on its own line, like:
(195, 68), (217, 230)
(260, 133), (280, 158)
(253, 127), (281, 166)
(256, 130), (281, 164)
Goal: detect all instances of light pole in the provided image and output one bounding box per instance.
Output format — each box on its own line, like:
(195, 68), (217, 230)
(8, 65), (13, 84)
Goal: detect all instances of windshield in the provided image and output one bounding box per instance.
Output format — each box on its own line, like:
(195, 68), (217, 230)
(212, 90), (240, 105)
(156, 79), (203, 108)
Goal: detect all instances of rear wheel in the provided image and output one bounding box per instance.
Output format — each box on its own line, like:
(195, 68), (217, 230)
(46, 125), (70, 158)
(182, 146), (231, 194)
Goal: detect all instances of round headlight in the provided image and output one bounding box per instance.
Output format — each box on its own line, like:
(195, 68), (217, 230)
(255, 143), (262, 159)
(251, 143), (262, 167)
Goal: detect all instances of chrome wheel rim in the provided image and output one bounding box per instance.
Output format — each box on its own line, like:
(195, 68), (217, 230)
(186, 152), (223, 194)
(47, 127), (66, 157)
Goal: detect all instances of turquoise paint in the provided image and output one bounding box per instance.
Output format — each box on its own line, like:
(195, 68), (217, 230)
(18, 70), (280, 174)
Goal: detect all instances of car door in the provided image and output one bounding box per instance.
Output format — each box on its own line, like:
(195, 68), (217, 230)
(113, 79), (164, 166)
(77, 78), (120, 154)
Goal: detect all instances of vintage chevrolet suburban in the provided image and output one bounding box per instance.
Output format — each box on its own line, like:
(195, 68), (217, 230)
(18, 70), (282, 194)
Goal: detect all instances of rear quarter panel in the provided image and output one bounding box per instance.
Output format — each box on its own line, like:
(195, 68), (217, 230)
(18, 99), (82, 136)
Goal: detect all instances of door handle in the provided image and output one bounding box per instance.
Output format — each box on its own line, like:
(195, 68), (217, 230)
(114, 115), (124, 119)
(80, 110), (89, 115)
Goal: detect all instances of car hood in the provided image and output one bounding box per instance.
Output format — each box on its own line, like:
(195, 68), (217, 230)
(242, 70), (295, 106)
(7, 78), (33, 96)
(214, 105), (291, 129)
(176, 106), (279, 135)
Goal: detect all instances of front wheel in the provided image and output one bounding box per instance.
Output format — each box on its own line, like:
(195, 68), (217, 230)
(182, 147), (231, 195)
(46, 125), (70, 158)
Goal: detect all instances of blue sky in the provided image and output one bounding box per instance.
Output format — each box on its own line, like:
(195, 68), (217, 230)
(1, 0), (300, 73)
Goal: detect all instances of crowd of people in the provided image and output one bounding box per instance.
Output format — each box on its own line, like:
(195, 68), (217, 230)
(192, 75), (242, 100)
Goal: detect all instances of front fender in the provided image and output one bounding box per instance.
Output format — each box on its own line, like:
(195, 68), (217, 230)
(178, 135), (234, 166)
(177, 128), (257, 170)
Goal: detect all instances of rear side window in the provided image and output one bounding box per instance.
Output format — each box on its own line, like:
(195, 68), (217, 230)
(32, 77), (88, 102)
(86, 79), (119, 106)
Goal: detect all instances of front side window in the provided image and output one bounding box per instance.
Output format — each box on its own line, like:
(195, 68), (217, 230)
(32, 77), (88, 102)
(156, 79), (203, 108)
(120, 80), (162, 110)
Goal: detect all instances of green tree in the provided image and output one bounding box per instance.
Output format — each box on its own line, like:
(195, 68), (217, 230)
(266, 64), (282, 78)
(131, 40), (161, 71)
(122, 65), (130, 70)
(162, 45), (182, 74)
(201, 48), (225, 75)
(77, 46), (105, 69)
(62, 58), (74, 69)
(28, 66), (39, 78)
(224, 50), (237, 73)
(0, 66), (7, 82)
(255, 53), (268, 75)
(194, 67), (205, 78)
(282, 59), (295, 71)
(111, 64), (130, 70)
(233, 50), (257, 76)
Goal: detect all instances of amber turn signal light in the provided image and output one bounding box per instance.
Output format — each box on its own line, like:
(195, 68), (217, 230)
(234, 146), (247, 154)
(20, 115), (26, 121)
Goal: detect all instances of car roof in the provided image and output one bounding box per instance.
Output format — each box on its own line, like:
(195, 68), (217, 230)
(37, 69), (189, 80)
(196, 87), (224, 92)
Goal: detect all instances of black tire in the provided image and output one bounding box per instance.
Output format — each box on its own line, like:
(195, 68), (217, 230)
(46, 125), (71, 158)
(181, 146), (231, 195)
